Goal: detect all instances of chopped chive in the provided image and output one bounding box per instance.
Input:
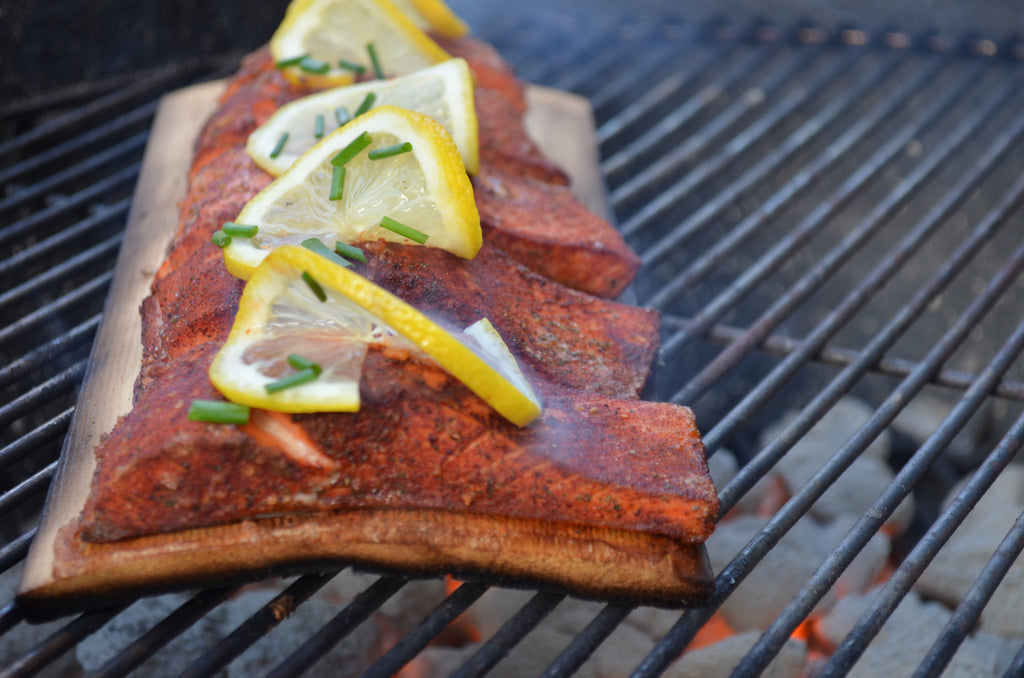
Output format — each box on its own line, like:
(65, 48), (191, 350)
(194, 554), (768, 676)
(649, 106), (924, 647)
(270, 132), (289, 159)
(287, 354), (323, 375)
(366, 42), (385, 79)
(335, 106), (352, 127)
(314, 114), (325, 139)
(354, 91), (377, 117)
(380, 216), (429, 244)
(302, 237), (351, 268)
(265, 367), (320, 394)
(335, 241), (368, 263)
(222, 222), (258, 238)
(188, 399), (250, 424)
(302, 271), (327, 301)
(368, 142), (413, 160)
(275, 54), (308, 69)
(337, 58), (366, 74)
(211, 230), (231, 248)
(329, 165), (346, 201)
(299, 56), (331, 74)
(330, 131), (372, 166)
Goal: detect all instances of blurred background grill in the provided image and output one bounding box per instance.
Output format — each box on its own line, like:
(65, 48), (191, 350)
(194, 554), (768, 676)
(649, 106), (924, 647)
(4, 1), (1024, 676)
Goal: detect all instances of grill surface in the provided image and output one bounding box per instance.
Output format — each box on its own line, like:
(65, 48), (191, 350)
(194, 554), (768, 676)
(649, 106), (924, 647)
(4, 4), (1024, 677)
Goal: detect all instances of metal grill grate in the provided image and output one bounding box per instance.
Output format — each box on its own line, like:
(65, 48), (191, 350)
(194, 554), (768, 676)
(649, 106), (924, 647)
(3, 8), (1024, 678)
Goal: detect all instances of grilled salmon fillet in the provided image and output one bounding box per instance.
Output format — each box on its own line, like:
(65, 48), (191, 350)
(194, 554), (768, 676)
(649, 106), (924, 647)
(81, 341), (717, 547)
(183, 36), (639, 298)
(50, 31), (721, 608)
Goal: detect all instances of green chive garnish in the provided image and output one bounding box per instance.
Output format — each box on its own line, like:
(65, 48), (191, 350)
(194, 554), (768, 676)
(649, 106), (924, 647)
(329, 165), (346, 201)
(314, 114), (325, 139)
(222, 222), (258, 238)
(335, 106), (352, 127)
(265, 367), (319, 394)
(380, 216), (429, 244)
(302, 237), (351, 268)
(275, 54), (308, 69)
(287, 354), (323, 375)
(211, 230), (231, 248)
(367, 42), (385, 79)
(330, 131), (372, 166)
(299, 56), (331, 74)
(302, 271), (327, 301)
(270, 132), (289, 159)
(368, 142), (413, 160)
(335, 241), (368, 263)
(354, 91), (377, 117)
(188, 399), (250, 424)
(337, 58), (366, 74)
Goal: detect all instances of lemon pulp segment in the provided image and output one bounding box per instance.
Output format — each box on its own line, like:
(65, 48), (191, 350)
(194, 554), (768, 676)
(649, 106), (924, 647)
(226, 106), (481, 280)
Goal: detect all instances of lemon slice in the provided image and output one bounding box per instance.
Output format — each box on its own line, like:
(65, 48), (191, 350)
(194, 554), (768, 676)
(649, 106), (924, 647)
(271, 0), (450, 88)
(210, 246), (542, 425)
(225, 105), (481, 280)
(248, 58), (478, 176)
(391, 0), (469, 37)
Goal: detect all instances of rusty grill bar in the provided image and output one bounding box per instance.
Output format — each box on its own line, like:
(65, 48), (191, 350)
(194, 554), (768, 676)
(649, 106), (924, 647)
(3, 8), (1024, 678)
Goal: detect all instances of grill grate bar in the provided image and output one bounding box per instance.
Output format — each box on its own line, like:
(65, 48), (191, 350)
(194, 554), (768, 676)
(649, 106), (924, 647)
(617, 48), (897, 251)
(0, 409), (73, 470)
(450, 591), (567, 678)
(588, 38), (694, 115)
(0, 163), (139, 251)
(595, 39), (730, 146)
(735, 274), (1024, 677)
(601, 46), (768, 179)
(714, 157), (1024, 511)
(0, 462), (55, 516)
(0, 62), (212, 161)
(90, 587), (239, 678)
(361, 581), (488, 678)
(509, 22), (620, 87)
(0, 362), (87, 431)
(0, 271), (112, 347)
(653, 56), (972, 353)
(0, 132), (147, 218)
(609, 43), (831, 213)
(687, 88), (1024, 456)
(688, 319), (1024, 403)
(669, 70), (1019, 407)
(0, 605), (128, 678)
(633, 143), (1024, 676)
(0, 203), (127, 281)
(820, 410), (1024, 677)
(265, 575), (407, 678)
(179, 572), (339, 678)
(539, 603), (632, 678)
(0, 102), (156, 188)
(0, 232), (123, 319)
(0, 528), (34, 575)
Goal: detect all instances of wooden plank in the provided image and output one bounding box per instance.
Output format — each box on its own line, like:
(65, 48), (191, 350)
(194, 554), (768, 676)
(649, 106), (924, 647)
(19, 81), (615, 609)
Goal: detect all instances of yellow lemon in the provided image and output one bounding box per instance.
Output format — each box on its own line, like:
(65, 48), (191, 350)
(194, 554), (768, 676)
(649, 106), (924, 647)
(391, 0), (469, 37)
(224, 105), (481, 280)
(248, 58), (478, 176)
(210, 246), (542, 426)
(270, 0), (450, 88)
